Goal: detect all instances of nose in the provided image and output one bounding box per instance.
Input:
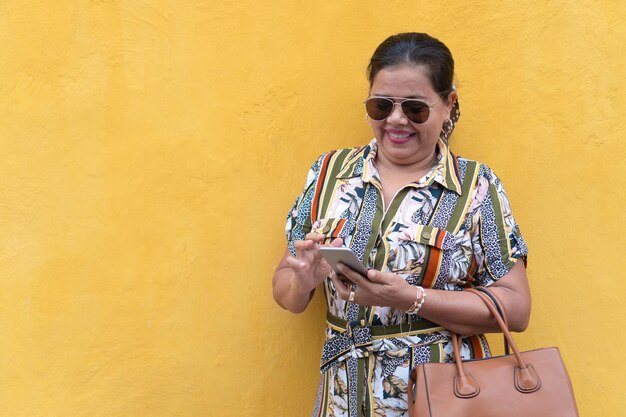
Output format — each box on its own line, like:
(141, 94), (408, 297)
(386, 102), (409, 125)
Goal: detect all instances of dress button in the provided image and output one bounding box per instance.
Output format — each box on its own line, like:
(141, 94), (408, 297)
(421, 229), (431, 240)
(322, 225), (331, 233)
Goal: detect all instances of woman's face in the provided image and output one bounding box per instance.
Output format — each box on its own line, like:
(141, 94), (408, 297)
(368, 64), (455, 168)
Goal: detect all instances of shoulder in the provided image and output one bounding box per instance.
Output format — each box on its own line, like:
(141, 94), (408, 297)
(455, 156), (515, 214)
(456, 156), (503, 184)
(314, 145), (369, 163)
(307, 144), (369, 175)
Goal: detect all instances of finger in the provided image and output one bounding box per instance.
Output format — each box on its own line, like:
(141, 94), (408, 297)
(367, 269), (381, 282)
(336, 263), (367, 285)
(338, 273), (352, 286)
(318, 257), (330, 271)
(329, 237), (344, 247)
(367, 269), (393, 283)
(304, 233), (326, 243)
(294, 239), (316, 252)
(329, 271), (350, 300)
(293, 239), (317, 259)
(285, 255), (306, 270)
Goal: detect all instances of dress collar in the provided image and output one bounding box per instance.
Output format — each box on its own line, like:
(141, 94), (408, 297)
(336, 138), (462, 195)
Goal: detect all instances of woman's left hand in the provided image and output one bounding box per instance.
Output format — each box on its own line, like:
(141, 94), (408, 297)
(329, 263), (413, 310)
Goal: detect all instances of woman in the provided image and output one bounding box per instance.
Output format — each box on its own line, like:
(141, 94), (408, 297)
(273, 32), (530, 417)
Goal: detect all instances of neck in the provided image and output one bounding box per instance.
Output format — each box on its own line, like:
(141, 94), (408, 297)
(375, 148), (438, 179)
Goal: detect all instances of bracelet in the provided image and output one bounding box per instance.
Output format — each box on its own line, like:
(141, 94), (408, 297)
(404, 286), (426, 314)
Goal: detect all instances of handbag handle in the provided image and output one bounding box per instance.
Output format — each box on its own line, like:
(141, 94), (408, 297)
(451, 288), (541, 397)
(473, 286), (510, 355)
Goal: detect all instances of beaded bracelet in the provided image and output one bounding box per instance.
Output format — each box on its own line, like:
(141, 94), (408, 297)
(404, 286), (426, 314)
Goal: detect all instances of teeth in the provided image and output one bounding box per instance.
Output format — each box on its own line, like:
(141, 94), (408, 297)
(388, 132), (411, 139)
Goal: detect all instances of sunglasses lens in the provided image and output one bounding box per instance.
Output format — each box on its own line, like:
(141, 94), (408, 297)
(366, 98), (431, 124)
(401, 100), (430, 124)
(365, 98), (393, 121)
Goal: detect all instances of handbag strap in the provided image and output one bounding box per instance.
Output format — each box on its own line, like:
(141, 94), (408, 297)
(450, 288), (540, 397)
(473, 287), (510, 355)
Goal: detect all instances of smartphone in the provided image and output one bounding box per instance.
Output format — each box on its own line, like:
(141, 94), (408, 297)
(319, 246), (369, 277)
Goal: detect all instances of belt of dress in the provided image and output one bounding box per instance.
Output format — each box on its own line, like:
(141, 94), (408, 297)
(320, 312), (446, 416)
(321, 312), (445, 373)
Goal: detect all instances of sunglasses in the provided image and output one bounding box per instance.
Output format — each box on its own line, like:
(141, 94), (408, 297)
(364, 96), (437, 124)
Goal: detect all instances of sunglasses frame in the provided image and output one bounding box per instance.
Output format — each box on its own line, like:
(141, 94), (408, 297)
(364, 96), (439, 124)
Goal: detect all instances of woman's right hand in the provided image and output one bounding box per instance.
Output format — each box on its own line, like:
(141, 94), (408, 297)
(285, 233), (343, 295)
(273, 233), (344, 313)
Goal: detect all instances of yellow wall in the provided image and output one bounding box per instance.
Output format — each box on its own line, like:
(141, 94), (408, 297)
(1, 1), (624, 416)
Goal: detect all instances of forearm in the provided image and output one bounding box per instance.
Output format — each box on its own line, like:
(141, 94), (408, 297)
(417, 289), (501, 335)
(388, 281), (500, 334)
(354, 262), (530, 335)
(273, 236), (343, 314)
(333, 259), (530, 335)
(272, 266), (315, 314)
(414, 263), (530, 335)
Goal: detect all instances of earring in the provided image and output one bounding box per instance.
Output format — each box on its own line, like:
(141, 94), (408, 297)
(442, 119), (454, 142)
(441, 98), (460, 143)
(365, 113), (372, 125)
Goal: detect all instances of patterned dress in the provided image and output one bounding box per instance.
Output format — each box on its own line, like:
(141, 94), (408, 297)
(285, 138), (528, 417)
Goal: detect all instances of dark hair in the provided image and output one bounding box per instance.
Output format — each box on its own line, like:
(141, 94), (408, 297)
(367, 33), (455, 99)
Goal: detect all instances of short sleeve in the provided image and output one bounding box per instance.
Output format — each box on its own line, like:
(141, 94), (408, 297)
(470, 166), (528, 287)
(285, 154), (324, 256)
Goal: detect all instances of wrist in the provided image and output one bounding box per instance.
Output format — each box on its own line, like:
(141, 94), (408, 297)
(403, 285), (426, 314)
(394, 282), (416, 311)
(289, 274), (313, 297)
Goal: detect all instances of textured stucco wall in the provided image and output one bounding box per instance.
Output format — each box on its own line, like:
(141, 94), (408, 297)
(0, 1), (624, 416)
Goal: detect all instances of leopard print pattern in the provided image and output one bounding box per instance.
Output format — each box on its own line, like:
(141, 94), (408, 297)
(353, 158), (363, 177)
(476, 186), (510, 282)
(320, 326), (373, 373)
(346, 184), (378, 321)
(411, 345), (432, 367)
(428, 158), (467, 228)
(347, 357), (359, 417)
(286, 175), (317, 255)
(349, 184), (378, 263)
(320, 332), (354, 373)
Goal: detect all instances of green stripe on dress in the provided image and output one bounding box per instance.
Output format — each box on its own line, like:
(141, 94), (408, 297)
(380, 188), (410, 235)
(416, 243), (432, 286)
(336, 148), (364, 178)
(320, 371), (329, 417)
(429, 342), (443, 363)
(446, 160), (479, 233)
(373, 187), (410, 270)
(343, 182), (382, 321)
(444, 152), (460, 193)
(319, 148), (352, 219)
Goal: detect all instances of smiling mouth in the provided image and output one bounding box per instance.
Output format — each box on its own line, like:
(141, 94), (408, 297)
(388, 131), (411, 139)
(385, 130), (415, 143)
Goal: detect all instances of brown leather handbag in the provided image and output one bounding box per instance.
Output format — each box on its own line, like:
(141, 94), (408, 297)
(408, 288), (579, 417)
